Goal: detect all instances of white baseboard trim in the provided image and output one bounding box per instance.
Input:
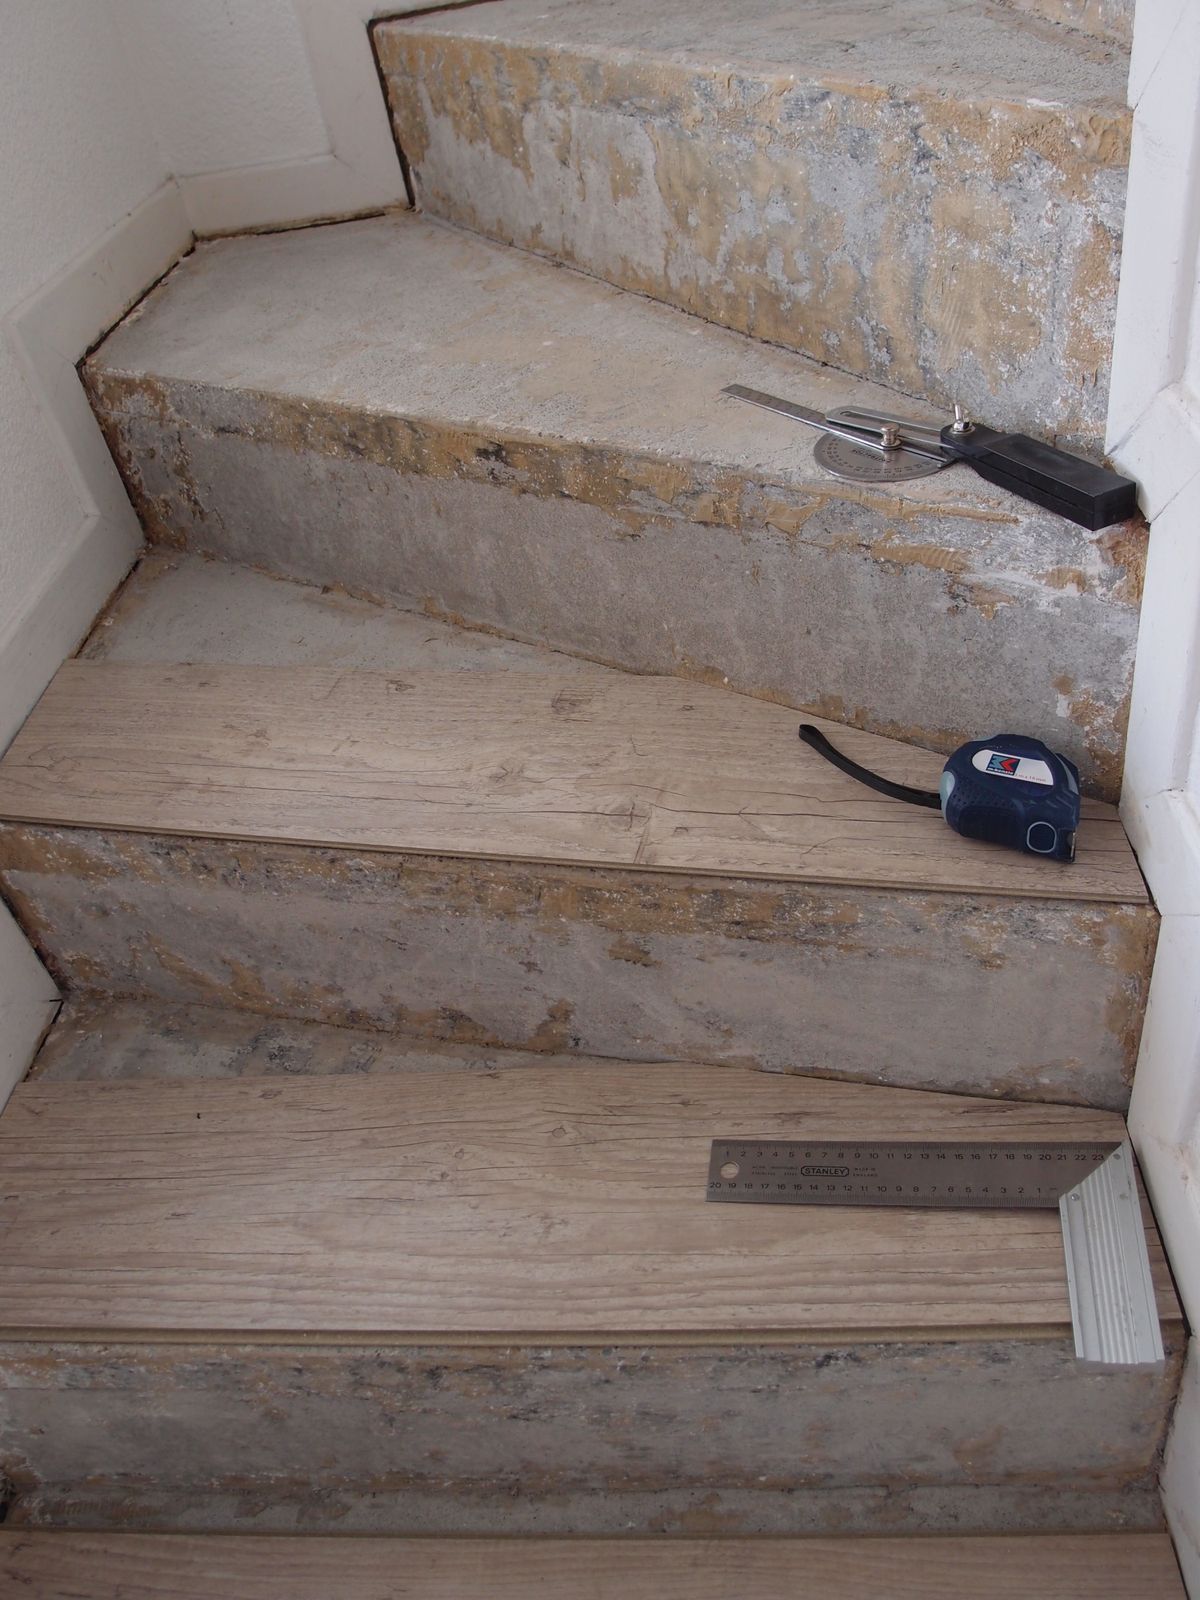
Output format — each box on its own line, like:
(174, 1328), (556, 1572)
(180, 2), (408, 236)
(1, 179), (191, 754)
(0, 178), (192, 1100)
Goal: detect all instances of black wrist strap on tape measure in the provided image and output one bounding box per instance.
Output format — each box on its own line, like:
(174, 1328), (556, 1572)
(798, 725), (941, 809)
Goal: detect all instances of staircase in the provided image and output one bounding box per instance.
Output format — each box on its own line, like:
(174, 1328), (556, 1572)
(0, 1), (1186, 1593)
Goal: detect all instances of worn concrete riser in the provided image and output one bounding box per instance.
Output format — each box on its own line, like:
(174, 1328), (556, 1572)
(0, 826), (1154, 1109)
(0, 1338), (1179, 1536)
(376, 25), (1129, 446)
(87, 376), (1145, 800)
(1002, 0), (1133, 46)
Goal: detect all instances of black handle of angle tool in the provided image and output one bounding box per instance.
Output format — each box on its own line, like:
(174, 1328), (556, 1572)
(939, 423), (1138, 531)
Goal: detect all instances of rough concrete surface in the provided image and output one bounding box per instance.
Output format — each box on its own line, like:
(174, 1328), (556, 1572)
(86, 216), (1146, 798)
(376, 0), (1130, 445)
(0, 824), (1155, 1107)
(29, 994), (677, 1083)
(82, 552), (600, 677)
(999, 0), (1133, 47)
(0, 1337), (1179, 1536)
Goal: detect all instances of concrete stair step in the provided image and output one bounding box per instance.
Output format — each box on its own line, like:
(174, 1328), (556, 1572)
(0, 996), (1182, 1535)
(0, 557), (1154, 1108)
(0, 1531), (1186, 1597)
(374, 0), (1131, 445)
(998, 0), (1133, 47)
(85, 214), (1146, 800)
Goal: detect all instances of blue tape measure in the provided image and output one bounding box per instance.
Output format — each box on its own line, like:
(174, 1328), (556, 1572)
(799, 726), (1080, 863)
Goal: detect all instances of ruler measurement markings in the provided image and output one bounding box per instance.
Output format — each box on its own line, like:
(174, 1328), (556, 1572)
(706, 1140), (1121, 1210)
(703, 1136), (1163, 1366)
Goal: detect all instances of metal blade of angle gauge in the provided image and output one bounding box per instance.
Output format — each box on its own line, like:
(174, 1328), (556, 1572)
(1060, 1141), (1164, 1365)
(722, 384), (947, 462)
(705, 1139), (1121, 1209)
(706, 1136), (1164, 1365)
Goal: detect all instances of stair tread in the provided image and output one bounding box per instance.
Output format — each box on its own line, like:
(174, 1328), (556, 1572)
(388, 0), (1129, 102)
(0, 656), (1144, 903)
(81, 552), (593, 676)
(88, 212), (1096, 523)
(0, 1021), (1177, 1339)
(0, 1531), (1185, 1598)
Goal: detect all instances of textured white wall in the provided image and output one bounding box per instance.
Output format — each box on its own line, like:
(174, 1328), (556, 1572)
(0, 2), (181, 1098)
(0, 2), (167, 648)
(114, 0), (328, 177)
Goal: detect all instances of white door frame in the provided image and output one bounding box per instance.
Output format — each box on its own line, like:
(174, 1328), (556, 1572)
(1108, 2), (1200, 1587)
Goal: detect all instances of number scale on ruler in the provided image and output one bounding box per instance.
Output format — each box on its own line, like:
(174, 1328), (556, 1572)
(706, 1139), (1120, 1209)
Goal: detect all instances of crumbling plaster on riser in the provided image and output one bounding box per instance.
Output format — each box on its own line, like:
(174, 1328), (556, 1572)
(1000, 0), (1133, 48)
(0, 826), (1155, 1110)
(0, 1336), (1180, 1536)
(86, 380), (1146, 802)
(377, 32), (1129, 447)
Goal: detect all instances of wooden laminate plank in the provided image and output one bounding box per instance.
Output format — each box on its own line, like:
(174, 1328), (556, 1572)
(0, 1064), (1176, 1340)
(0, 1532), (1185, 1599)
(0, 662), (1146, 903)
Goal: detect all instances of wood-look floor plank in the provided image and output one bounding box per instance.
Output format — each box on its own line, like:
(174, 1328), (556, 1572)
(0, 1532), (1185, 1599)
(0, 1064), (1176, 1340)
(0, 662), (1146, 903)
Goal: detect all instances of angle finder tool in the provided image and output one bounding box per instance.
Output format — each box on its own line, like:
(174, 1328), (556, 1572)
(799, 724), (1081, 863)
(705, 1138), (1165, 1367)
(722, 384), (1138, 530)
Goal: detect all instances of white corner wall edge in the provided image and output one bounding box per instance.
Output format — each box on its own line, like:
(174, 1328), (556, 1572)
(1164, 1348), (1200, 1599)
(1111, 3), (1200, 1592)
(0, 904), (58, 1112)
(0, 177), (192, 1110)
(0, 179), (191, 754)
(177, 0), (408, 236)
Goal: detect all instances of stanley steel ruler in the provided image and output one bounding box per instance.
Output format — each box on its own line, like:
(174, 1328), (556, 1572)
(706, 1137), (1163, 1366)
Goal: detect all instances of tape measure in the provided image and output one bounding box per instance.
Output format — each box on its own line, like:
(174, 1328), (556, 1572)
(800, 725), (1081, 863)
(706, 1138), (1164, 1366)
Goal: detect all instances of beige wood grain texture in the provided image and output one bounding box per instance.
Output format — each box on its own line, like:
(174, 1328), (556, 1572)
(0, 1532), (1185, 1599)
(0, 662), (1146, 904)
(0, 1063), (1177, 1340)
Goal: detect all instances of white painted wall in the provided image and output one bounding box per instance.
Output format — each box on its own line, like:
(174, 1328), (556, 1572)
(0, 1), (189, 1099)
(115, 0), (329, 179)
(112, 0), (409, 234)
(1109, 1), (1200, 1590)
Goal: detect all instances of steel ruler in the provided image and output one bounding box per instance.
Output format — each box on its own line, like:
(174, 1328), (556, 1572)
(706, 1137), (1163, 1366)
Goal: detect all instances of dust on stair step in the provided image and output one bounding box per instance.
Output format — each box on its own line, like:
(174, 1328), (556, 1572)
(0, 1007), (1182, 1535)
(0, 627), (1155, 1107)
(375, 0), (1130, 445)
(84, 214), (1146, 801)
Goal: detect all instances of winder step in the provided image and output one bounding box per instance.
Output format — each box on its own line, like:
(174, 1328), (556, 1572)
(0, 998), (1182, 1534)
(374, 0), (1131, 445)
(84, 213), (1146, 800)
(0, 558), (1153, 1107)
(0, 1532), (1186, 1599)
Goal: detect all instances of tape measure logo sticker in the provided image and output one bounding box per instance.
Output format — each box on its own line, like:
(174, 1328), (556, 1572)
(987, 754), (1021, 776)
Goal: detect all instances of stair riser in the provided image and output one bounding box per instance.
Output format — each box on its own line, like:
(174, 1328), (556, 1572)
(0, 827), (1155, 1108)
(1002, 0), (1132, 46)
(0, 1339), (1178, 1536)
(375, 29), (1129, 446)
(87, 375), (1145, 800)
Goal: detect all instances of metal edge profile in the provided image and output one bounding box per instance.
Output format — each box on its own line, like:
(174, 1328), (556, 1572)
(1059, 1141), (1165, 1366)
